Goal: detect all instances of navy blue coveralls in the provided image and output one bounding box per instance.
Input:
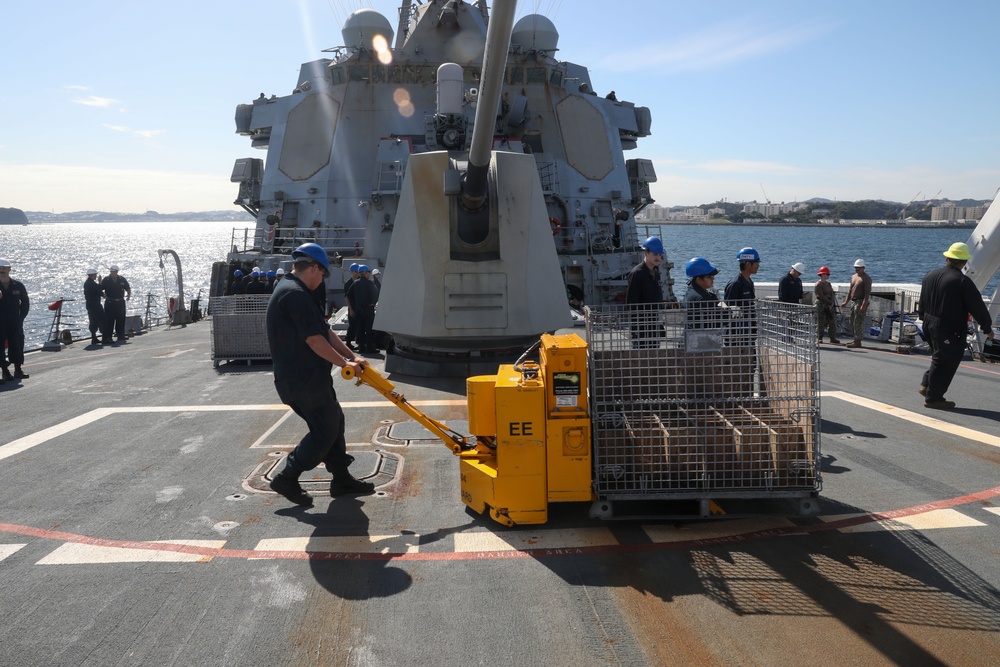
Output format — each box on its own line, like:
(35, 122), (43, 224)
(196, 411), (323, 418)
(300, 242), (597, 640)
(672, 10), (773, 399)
(0, 278), (30, 370)
(101, 274), (131, 341)
(84, 276), (108, 341)
(346, 277), (379, 352)
(266, 273), (352, 475)
(778, 273), (803, 304)
(918, 264), (994, 402)
(625, 261), (663, 349)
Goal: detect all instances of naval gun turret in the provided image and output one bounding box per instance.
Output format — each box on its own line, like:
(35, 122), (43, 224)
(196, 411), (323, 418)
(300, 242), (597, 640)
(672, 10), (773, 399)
(224, 0), (673, 376)
(375, 0), (570, 375)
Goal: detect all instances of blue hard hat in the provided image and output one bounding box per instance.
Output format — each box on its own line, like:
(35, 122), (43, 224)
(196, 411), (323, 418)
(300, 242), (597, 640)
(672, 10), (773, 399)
(641, 236), (664, 256)
(266, 270), (276, 278)
(358, 264), (370, 273)
(233, 269), (243, 276)
(685, 257), (719, 278)
(291, 242), (330, 272)
(349, 263), (360, 272)
(737, 247), (760, 262)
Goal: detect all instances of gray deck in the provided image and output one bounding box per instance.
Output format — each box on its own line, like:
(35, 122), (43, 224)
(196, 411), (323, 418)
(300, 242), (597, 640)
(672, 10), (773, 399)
(2, 324), (999, 666)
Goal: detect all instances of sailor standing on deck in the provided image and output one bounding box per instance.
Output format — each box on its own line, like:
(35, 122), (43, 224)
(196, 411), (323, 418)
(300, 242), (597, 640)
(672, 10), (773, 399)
(101, 265), (131, 343)
(814, 266), (841, 344)
(266, 243), (375, 507)
(343, 263), (361, 351)
(346, 265), (379, 353)
(840, 259), (872, 348)
(778, 262), (806, 304)
(0, 259), (30, 383)
(917, 242), (995, 410)
(84, 268), (108, 346)
(625, 236), (666, 349)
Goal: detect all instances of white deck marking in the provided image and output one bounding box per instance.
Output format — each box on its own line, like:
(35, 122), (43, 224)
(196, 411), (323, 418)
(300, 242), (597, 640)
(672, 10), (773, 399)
(0, 408), (115, 462)
(254, 536), (419, 555)
(983, 507), (1000, 518)
(453, 527), (616, 553)
(0, 401), (462, 461)
(819, 509), (987, 533)
(822, 390), (1000, 448)
(643, 518), (798, 543)
(36, 540), (227, 565)
(0, 544), (26, 561)
(249, 410), (295, 448)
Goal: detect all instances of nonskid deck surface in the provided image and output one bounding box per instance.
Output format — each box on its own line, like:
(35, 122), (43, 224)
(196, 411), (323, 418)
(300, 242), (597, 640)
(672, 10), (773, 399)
(2, 323), (1000, 666)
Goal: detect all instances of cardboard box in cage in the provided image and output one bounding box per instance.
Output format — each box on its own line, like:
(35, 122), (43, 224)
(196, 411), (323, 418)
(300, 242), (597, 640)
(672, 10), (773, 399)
(707, 407), (771, 485)
(758, 409), (813, 485)
(624, 413), (708, 481)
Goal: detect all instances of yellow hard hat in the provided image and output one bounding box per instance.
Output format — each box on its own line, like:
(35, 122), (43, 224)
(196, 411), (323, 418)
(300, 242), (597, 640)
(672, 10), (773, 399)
(943, 242), (971, 261)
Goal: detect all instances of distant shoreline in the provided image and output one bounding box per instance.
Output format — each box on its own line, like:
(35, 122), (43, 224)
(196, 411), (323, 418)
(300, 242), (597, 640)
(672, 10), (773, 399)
(637, 221), (976, 229)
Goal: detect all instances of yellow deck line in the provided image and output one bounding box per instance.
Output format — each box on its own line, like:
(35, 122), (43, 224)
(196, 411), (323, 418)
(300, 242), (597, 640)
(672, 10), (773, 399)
(821, 390), (1000, 448)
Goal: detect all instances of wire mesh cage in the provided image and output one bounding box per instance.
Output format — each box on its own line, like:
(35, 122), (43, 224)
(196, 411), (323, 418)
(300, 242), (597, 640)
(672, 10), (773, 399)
(210, 295), (272, 365)
(585, 299), (820, 502)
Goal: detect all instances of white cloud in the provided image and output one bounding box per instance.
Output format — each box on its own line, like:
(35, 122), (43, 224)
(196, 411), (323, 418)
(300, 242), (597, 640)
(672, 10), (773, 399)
(102, 124), (167, 139)
(601, 17), (839, 74)
(73, 95), (120, 108)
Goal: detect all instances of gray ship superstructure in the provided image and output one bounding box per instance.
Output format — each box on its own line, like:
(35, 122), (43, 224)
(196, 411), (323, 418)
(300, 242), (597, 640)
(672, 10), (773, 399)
(223, 0), (671, 371)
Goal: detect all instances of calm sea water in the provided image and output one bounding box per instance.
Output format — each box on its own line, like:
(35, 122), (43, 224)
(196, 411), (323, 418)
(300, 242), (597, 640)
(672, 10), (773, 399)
(1, 221), (236, 350)
(1, 221), (995, 350)
(642, 223), (995, 288)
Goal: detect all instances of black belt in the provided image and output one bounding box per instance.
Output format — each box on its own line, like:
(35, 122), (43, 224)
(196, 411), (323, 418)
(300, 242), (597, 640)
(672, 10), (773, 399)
(107, 298), (124, 302)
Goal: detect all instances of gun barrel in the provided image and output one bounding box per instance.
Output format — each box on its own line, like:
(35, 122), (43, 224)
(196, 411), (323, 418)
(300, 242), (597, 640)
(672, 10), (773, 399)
(463, 0), (516, 208)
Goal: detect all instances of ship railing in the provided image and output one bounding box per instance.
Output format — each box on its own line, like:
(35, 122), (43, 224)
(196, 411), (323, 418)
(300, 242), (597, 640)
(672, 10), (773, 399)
(230, 226), (367, 257)
(20, 291), (171, 353)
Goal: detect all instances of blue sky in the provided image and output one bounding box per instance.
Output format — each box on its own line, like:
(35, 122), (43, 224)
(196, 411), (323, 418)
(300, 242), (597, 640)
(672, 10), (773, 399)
(2, 0), (998, 213)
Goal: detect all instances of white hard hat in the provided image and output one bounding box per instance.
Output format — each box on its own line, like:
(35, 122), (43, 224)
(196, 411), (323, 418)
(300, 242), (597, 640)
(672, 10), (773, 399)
(791, 262), (806, 274)
(0, 259), (11, 267)
(372, 268), (381, 275)
(276, 268), (285, 275)
(251, 267), (260, 274)
(854, 259), (866, 268)
(86, 268), (98, 275)
(109, 264), (120, 271)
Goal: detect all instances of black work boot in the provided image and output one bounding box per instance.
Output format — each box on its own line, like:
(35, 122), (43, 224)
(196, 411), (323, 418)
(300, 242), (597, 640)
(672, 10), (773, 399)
(269, 458), (313, 507)
(330, 469), (375, 497)
(91, 335), (100, 345)
(14, 366), (28, 379)
(1, 367), (13, 382)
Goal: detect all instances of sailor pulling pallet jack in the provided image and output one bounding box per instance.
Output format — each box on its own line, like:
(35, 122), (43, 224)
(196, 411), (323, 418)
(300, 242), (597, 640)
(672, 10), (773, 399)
(265, 243), (374, 508)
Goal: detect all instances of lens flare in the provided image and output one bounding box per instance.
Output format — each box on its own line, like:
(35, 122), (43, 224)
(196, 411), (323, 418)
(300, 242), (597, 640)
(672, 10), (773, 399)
(372, 34), (393, 65)
(393, 87), (414, 117)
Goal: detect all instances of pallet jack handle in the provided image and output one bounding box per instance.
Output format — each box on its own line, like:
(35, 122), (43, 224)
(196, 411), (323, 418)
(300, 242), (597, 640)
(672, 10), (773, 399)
(341, 364), (474, 454)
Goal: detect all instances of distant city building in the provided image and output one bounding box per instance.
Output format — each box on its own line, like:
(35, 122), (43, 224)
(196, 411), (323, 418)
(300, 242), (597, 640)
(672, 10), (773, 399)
(931, 202), (989, 222)
(741, 202), (795, 216)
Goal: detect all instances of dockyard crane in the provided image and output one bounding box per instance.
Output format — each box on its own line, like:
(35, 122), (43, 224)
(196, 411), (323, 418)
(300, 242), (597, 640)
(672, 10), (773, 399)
(760, 183), (771, 205)
(900, 190), (921, 220)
